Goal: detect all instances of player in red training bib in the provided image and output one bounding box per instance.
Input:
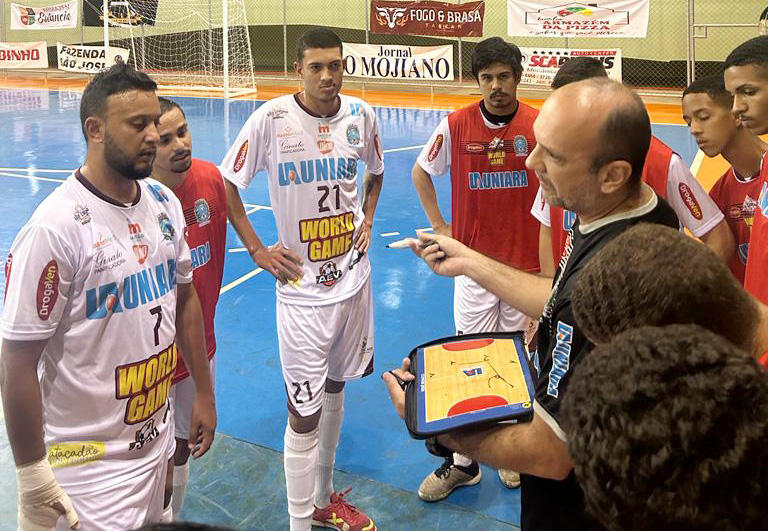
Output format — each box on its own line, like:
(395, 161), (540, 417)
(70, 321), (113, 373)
(682, 76), (766, 284)
(412, 37), (539, 501)
(531, 57), (734, 276)
(151, 97), (227, 519)
(725, 35), (768, 365)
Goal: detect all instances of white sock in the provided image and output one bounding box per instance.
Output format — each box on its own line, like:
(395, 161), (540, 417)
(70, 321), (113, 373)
(284, 423), (319, 531)
(171, 461), (190, 520)
(314, 390), (344, 508)
(161, 504), (173, 523)
(453, 453), (473, 467)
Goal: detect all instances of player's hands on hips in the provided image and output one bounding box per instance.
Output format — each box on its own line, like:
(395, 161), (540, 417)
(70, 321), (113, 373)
(354, 219), (373, 253)
(409, 232), (470, 278)
(17, 457), (80, 530)
(188, 391), (216, 458)
(251, 243), (303, 284)
(382, 357), (415, 420)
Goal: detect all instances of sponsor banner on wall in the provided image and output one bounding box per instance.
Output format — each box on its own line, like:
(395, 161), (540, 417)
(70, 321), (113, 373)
(343, 42), (454, 81)
(10, 1), (78, 30)
(370, 0), (484, 37)
(508, 1), (649, 38)
(57, 42), (130, 73)
(82, 0), (157, 26)
(520, 47), (622, 86)
(0, 41), (48, 68)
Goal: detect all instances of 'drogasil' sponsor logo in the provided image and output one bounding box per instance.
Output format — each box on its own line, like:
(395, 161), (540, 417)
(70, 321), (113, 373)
(48, 442), (106, 468)
(465, 142), (485, 153)
(37, 260), (59, 321)
(428, 134), (443, 162)
(233, 140), (248, 172)
(115, 342), (178, 424)
(678, 183), (703, 220)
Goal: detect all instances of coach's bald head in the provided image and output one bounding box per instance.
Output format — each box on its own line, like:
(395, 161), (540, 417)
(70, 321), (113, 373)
(527, 78), (651, 220)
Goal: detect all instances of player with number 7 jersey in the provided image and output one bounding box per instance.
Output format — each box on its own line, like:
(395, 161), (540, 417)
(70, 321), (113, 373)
(1, 173), (192, 512)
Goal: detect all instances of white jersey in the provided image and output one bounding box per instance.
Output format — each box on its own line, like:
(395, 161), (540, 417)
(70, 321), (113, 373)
(530, 154), (723, 237)
(1, 173), (192, 495)
(220, 93), (385, 306)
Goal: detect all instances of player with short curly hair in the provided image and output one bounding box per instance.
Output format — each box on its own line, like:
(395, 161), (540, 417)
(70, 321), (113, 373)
(561, 324), (768, 531)
(570, 223), (758, 352)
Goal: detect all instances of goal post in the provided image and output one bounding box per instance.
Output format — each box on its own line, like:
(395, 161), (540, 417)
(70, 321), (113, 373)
(100, 0), (256, 97)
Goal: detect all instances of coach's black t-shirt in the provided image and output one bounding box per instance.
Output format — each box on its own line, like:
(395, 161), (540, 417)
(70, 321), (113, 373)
(521, 191), (679, 531)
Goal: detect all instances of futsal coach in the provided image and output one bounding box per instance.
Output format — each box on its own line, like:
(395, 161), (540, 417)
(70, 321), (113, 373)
(384, 78), (679, 531)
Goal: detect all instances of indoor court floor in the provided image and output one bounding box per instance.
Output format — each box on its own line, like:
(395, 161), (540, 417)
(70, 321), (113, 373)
(0, 76), (718, 530)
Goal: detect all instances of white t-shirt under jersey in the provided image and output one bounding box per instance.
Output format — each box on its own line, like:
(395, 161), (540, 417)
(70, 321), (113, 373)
(219, 93), (385, 306)
(1, 174), (192, 495)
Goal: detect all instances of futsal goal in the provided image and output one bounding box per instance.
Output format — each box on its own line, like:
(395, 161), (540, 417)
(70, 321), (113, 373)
(97, 0), (256, 97)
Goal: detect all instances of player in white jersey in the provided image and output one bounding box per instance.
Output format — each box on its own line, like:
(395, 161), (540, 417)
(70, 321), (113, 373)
(220, 29), (383, 531)
(0, 63), (216, 531)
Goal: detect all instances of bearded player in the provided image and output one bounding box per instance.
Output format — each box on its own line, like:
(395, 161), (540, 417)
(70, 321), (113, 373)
(1, 63), (215, 530)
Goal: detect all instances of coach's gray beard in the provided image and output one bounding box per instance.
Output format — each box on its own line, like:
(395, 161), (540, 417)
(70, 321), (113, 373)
(104, 133), (153, 181)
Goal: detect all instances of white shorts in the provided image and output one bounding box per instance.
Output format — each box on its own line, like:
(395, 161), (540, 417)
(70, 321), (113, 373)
(56, 452), (171, 531)
(454, 275), (532, 334)
(277, 278), (374, 416)
(172, 358), (216, 441)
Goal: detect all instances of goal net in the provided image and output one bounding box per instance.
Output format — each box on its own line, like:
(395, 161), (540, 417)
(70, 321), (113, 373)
(98, 0), (256, 96)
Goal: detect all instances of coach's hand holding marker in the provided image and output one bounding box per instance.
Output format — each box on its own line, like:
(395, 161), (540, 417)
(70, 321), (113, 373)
(17, 456), (80, 530)
(410, 232), (472, 278)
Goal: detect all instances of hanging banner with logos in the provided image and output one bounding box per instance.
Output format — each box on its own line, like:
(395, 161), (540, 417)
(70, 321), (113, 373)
(343, 42), (454, 80)
(57, 42), (130, 73)
(82, 0), (157, 26)
(370, 0), (484, 37)
(10, 1), (78, 30)
(507, 0), (649, 38)
(520, 48), (622, 86)
(0, 41), (48, 68)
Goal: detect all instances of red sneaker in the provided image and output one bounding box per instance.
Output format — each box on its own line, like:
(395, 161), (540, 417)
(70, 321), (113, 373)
(312, 488), (377, 531)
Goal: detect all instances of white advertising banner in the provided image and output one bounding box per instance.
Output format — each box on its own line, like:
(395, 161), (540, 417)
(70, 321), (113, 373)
(10, 1), (78, 30)
(0, 41), (48, 68)
(520, 47), (622, 86)
(343, 42), (454, 81)
(507, 1), (650, 38)
(57, 42), (130, 73)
